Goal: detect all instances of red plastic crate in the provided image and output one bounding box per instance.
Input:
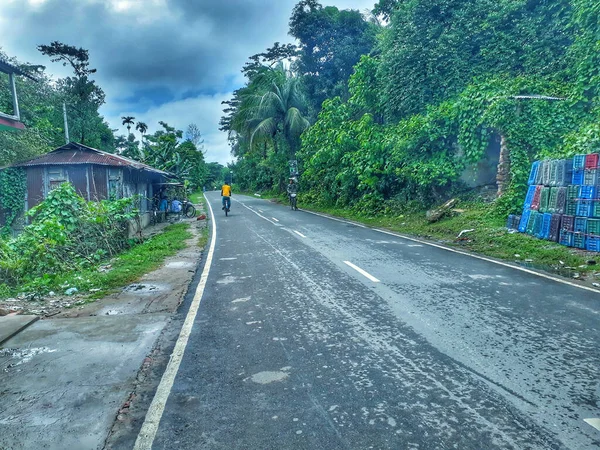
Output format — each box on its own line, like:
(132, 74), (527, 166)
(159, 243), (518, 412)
(585, 153), (599, 169)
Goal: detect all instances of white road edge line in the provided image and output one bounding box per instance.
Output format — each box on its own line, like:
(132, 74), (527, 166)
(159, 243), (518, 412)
(584, 418), (600, 431)
(293, 230), (307, 238)
(344, 261), (380, 283)
(301, 209), (600, 294)
(133, 193), (217, 450)
(272, 217), (280, 222)
(235, 199), (282, 227)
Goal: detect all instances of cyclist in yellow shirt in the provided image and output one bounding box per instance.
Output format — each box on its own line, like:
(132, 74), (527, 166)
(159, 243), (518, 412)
(221, 182), (232, 211)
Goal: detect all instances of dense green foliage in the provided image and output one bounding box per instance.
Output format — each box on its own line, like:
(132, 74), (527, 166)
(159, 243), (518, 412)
(227, 0), (600, 218)
(0, 168), (27, 232)
(0, 183), (138, 288)
(289, 0), (377, 118)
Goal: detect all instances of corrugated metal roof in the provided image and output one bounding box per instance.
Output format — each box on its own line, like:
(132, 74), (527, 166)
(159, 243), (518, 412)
(0, 58), (38, 81)
(12, 142), (176, 178)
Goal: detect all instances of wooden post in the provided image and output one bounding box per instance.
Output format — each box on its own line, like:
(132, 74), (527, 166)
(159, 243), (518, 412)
(9, 73), (19, 120)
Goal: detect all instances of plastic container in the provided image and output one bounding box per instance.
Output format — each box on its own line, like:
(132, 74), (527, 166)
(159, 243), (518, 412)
(561, 215), (575, 231)
(530, 185), (543, 210)
(584, 169), (598, 185)
(518, 209), (531, 233)
(572, 170), (584, 185)
(539, 213), (552, 239)
(579, 185), (597, 199)
(548, 214), (562, 242)
(524, 185), (536, 208)
(573, 232), (586, 249)
(527, 161), (540, 186)
(587, 218), (600, 236)
(586, 236), (600, 252)
(566, 199), (578, 216)
(573, 154), (586, 170)
(539, 187), (550, 212)
(574, 217), (588, 233)
(559, 230), (573, 246)
(577, 200), (593, 217)
(555, 187), (567, 214)
(585, 153), (599, 169)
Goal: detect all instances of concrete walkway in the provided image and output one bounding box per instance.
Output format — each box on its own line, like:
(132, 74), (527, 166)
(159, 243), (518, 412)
(0, 217), (206, 450)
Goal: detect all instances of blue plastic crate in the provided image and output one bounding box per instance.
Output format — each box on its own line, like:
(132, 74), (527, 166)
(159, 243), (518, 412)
(538, 213), (552, 239)
(518, 209), (531, 233)
(573, 154), (586, 170)
(586, 236), (600, 252)
(579, 185), (597, 199)
(524, 185), (536, 208)
(574, 217), (588, 233)
(572, 170), (584, 185)
(527, 161), (540, 186)
(577, 200), (593, 217)
(573, 232), (586, 249)
(559, 230), (573, 246)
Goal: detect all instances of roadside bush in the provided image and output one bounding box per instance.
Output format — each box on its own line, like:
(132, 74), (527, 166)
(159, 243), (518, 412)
(0, 183), (138, 286)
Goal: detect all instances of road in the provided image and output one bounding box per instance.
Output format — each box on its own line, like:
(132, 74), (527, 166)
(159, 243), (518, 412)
(142, 192), (600, 449)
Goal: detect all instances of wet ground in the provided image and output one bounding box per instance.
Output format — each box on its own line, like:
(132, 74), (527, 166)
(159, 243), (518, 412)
(149, 193), (600, 450)
(0, 218), (206, 450)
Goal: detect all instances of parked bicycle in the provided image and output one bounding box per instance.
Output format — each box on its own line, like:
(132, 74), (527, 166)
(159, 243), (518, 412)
(182, 199), (196, 218)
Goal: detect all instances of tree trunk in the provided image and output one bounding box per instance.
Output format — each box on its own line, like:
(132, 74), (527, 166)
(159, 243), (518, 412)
(496, 134), (510, 197)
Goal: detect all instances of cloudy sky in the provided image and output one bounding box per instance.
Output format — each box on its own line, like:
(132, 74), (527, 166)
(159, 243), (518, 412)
(0, 0), (375, 165)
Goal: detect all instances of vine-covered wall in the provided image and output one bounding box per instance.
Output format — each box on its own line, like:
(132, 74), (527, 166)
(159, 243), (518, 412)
(0, 167), (26, 233)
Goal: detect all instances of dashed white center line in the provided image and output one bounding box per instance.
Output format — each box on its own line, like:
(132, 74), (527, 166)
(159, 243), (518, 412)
(258, 209), (264, 213)
(584, 418), (600, 431)
(343, 261), (380, 282)
(272, 217), (279, 222)
(293, 230), (306, 238)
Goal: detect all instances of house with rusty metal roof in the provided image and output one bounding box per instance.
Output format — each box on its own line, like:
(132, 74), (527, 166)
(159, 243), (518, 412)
(0, 142), (177, 230)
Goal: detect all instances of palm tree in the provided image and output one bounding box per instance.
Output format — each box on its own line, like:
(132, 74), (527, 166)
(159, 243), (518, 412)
(232, 64), (310, 157)
(136, 121), (148, 143)
(121, 116), (135, 136)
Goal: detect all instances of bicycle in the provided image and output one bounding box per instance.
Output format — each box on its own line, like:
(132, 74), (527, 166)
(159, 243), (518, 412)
(182, 199), (196, 218)
(223, 196), (231, 216)
(289, 193), (298, 210)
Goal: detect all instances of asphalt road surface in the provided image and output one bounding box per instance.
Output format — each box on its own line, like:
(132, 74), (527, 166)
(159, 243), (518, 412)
(146, 192), (600, 449)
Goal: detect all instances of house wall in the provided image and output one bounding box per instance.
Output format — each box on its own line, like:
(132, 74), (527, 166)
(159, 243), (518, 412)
(26, 167), (45, 210)
(66, 166), (89, 200)
(91, 166), (108, 200)
(1, 163), (166, 230)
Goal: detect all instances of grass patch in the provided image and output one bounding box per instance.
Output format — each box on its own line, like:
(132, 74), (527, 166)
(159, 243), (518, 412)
(3, 223), (192, 299)
(189, 190), (205, 204)
(198, 226), (209, 248)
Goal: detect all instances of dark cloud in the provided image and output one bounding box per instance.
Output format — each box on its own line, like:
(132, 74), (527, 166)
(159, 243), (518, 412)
(1, 0), (374, 164)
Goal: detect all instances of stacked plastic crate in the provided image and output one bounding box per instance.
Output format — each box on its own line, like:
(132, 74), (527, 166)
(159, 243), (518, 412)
(509, 153), (600, 251)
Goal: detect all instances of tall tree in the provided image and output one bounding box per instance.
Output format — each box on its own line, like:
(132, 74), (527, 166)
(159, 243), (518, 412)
(135, 121), (148, 143)
(289, 0), (377, 118)
(185, 123), (205, 154)
(121, 116), (135, 135)
(231, 64), (310, 157)
(38, 42), (107, 146)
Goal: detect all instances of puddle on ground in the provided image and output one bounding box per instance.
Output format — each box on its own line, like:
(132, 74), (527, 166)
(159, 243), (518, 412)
(122, 283), (171, 295)
(164, 261), (195, 269)
(217, 276), (252, 285)
(249, 371), (289, 384)
(0, 347), (57, 371)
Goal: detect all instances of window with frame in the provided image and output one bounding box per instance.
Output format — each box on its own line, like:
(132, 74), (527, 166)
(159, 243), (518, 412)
(48, 167), (67, 191)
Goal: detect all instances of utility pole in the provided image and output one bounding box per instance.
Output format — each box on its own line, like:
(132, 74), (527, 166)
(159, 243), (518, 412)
(63, 102), (70, 144)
